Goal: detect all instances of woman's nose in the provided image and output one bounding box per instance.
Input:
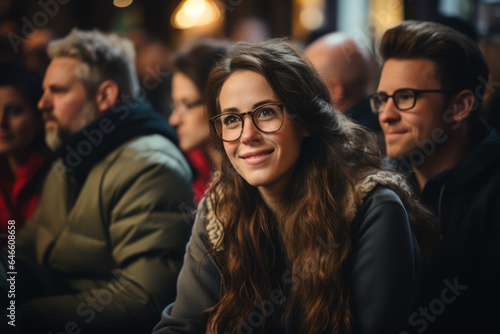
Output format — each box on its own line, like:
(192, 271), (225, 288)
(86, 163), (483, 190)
(240, 115), (262, 144)
(169, 109), (182, 127)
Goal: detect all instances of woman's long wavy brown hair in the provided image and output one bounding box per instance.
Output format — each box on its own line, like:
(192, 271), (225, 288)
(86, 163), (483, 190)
(202, 38), (437, 334)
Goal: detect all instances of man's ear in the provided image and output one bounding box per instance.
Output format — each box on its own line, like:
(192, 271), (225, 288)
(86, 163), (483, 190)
(450, 90), (475, 122)
(329, 78), (345, 105)
(95, 80), (119, 113)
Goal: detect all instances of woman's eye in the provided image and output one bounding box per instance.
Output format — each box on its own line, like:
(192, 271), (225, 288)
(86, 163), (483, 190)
(223, 115), (240, 125)
(257, 107), (277, 118)
(5, 105), (26, 116)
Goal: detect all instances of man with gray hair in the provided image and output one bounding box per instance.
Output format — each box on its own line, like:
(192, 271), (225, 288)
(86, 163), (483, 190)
(3, 29), (193, 333)
(305, 32), (384, 150)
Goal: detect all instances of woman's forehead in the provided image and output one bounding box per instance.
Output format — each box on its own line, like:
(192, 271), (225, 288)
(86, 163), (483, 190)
(218, 71), (278, 112)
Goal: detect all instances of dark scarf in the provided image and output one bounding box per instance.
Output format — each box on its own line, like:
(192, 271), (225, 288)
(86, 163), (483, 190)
(54, 98), (177, 184)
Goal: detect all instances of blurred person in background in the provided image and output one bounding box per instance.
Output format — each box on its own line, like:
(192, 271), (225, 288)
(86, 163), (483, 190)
(305, 32), (384, 152)
(0, 29), (193, 334)
(230, 17), (270, 43)
(135, 38), (173, 120)
(479, 22), (500, 131)
(22, 28), (55, 77)
(0, 62), (48, 235)
(169, 38), (230, 205)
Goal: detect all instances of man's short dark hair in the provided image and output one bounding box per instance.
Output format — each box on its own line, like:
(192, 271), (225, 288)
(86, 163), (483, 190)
(379, 20), (489, 110)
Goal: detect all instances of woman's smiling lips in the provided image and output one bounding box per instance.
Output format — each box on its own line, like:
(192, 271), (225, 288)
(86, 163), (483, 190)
(239, 149), (274, 165)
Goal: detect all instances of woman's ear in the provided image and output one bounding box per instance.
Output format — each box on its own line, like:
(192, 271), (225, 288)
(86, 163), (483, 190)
(95, 80), (119, 113)
(449, 90), (475, 122)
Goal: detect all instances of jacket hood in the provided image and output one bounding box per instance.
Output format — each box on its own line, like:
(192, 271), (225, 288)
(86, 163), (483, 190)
(426, 117), (500, 192)
(55, 98), (178, 184)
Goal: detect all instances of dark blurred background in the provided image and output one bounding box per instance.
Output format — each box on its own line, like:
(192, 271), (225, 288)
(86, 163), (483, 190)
(1, 0), (499, 117)
(2, 0), (499, 47)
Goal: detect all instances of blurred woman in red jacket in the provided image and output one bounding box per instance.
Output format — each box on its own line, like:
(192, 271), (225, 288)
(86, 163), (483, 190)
(169, 39), (230, 205)
(0, 63), (49, 234)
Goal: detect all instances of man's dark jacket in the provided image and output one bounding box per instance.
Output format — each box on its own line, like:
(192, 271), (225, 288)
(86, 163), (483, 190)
(404, 117), (500, 334)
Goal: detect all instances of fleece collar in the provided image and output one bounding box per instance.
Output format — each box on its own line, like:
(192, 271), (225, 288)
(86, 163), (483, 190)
(204, 171), (412, 250)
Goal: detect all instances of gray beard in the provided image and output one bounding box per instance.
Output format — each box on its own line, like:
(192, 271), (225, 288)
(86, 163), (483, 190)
(45, 127), (64, 152)
(44, 100), (98, 151)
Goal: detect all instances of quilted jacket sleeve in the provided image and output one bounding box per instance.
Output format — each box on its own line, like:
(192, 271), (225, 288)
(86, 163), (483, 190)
(18, 143), (193, 334)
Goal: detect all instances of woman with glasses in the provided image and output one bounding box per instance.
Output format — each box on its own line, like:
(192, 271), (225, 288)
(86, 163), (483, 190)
(169, 38), (230, 204)
(154, 39), (437, 334)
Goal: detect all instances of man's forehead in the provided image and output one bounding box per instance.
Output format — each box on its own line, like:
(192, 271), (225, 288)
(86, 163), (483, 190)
(307, 44), (353, 77)
(379, 58), (440, 87)
(382, 58), (437, 73)
(44, 57), (82, 83)
(306, 49), (335, 75)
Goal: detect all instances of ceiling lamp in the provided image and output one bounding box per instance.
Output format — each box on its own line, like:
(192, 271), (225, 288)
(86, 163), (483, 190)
(171, 0), (221, 29)
(113, 0), (133, 8)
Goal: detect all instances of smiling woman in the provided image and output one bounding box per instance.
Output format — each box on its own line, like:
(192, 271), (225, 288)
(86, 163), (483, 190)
(153, 39), (438, 334)
(216, 71), (310, 208)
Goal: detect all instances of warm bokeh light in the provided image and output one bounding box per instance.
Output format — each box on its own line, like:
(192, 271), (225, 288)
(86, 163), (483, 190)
(113, 0), (133, 8)
(292, 0), (325, 41)
(369, 0), (404, 37)
(300, 6), (324, 30)
(171, 0), (221, 29)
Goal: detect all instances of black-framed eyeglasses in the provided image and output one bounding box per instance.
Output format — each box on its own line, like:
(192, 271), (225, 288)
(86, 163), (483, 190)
(369, 88), (459, 113)
(209, 103), (285, 142)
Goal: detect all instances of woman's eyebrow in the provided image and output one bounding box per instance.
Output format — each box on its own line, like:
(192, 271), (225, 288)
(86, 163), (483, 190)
(221, 99), (277, 114)
(221, 107), (239, 113)
(252, 99), (275, 109)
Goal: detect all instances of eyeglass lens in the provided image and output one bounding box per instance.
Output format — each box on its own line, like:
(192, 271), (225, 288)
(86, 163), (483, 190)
(212, 104), (284, 141)
(370, 89), (416, 112)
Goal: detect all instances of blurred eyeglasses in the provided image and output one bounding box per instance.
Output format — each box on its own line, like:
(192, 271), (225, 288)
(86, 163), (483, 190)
(209, 103), (285, 142)
(170, 99), (203, 115)
(369, 88), (459, 113)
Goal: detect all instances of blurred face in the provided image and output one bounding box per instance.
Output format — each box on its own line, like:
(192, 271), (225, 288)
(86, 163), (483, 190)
(219, 70), (309, 195)
(38, 57), (97, 151)
(378, 58), (450, 159)
(169, 72), (209, 152)
(0, 86), (39, 155)
(305, 45), (336, 100)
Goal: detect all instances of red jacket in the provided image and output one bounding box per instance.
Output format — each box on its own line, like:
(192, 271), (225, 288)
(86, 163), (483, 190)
(0, 150), (47, 233)
(186, 149), (212, 206)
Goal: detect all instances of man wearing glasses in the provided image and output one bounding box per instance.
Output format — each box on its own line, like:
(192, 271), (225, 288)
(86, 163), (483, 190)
(371, 20), (500, 334)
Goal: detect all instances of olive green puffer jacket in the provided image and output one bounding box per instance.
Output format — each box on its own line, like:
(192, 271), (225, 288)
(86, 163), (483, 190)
(16, 130), (193, 333)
